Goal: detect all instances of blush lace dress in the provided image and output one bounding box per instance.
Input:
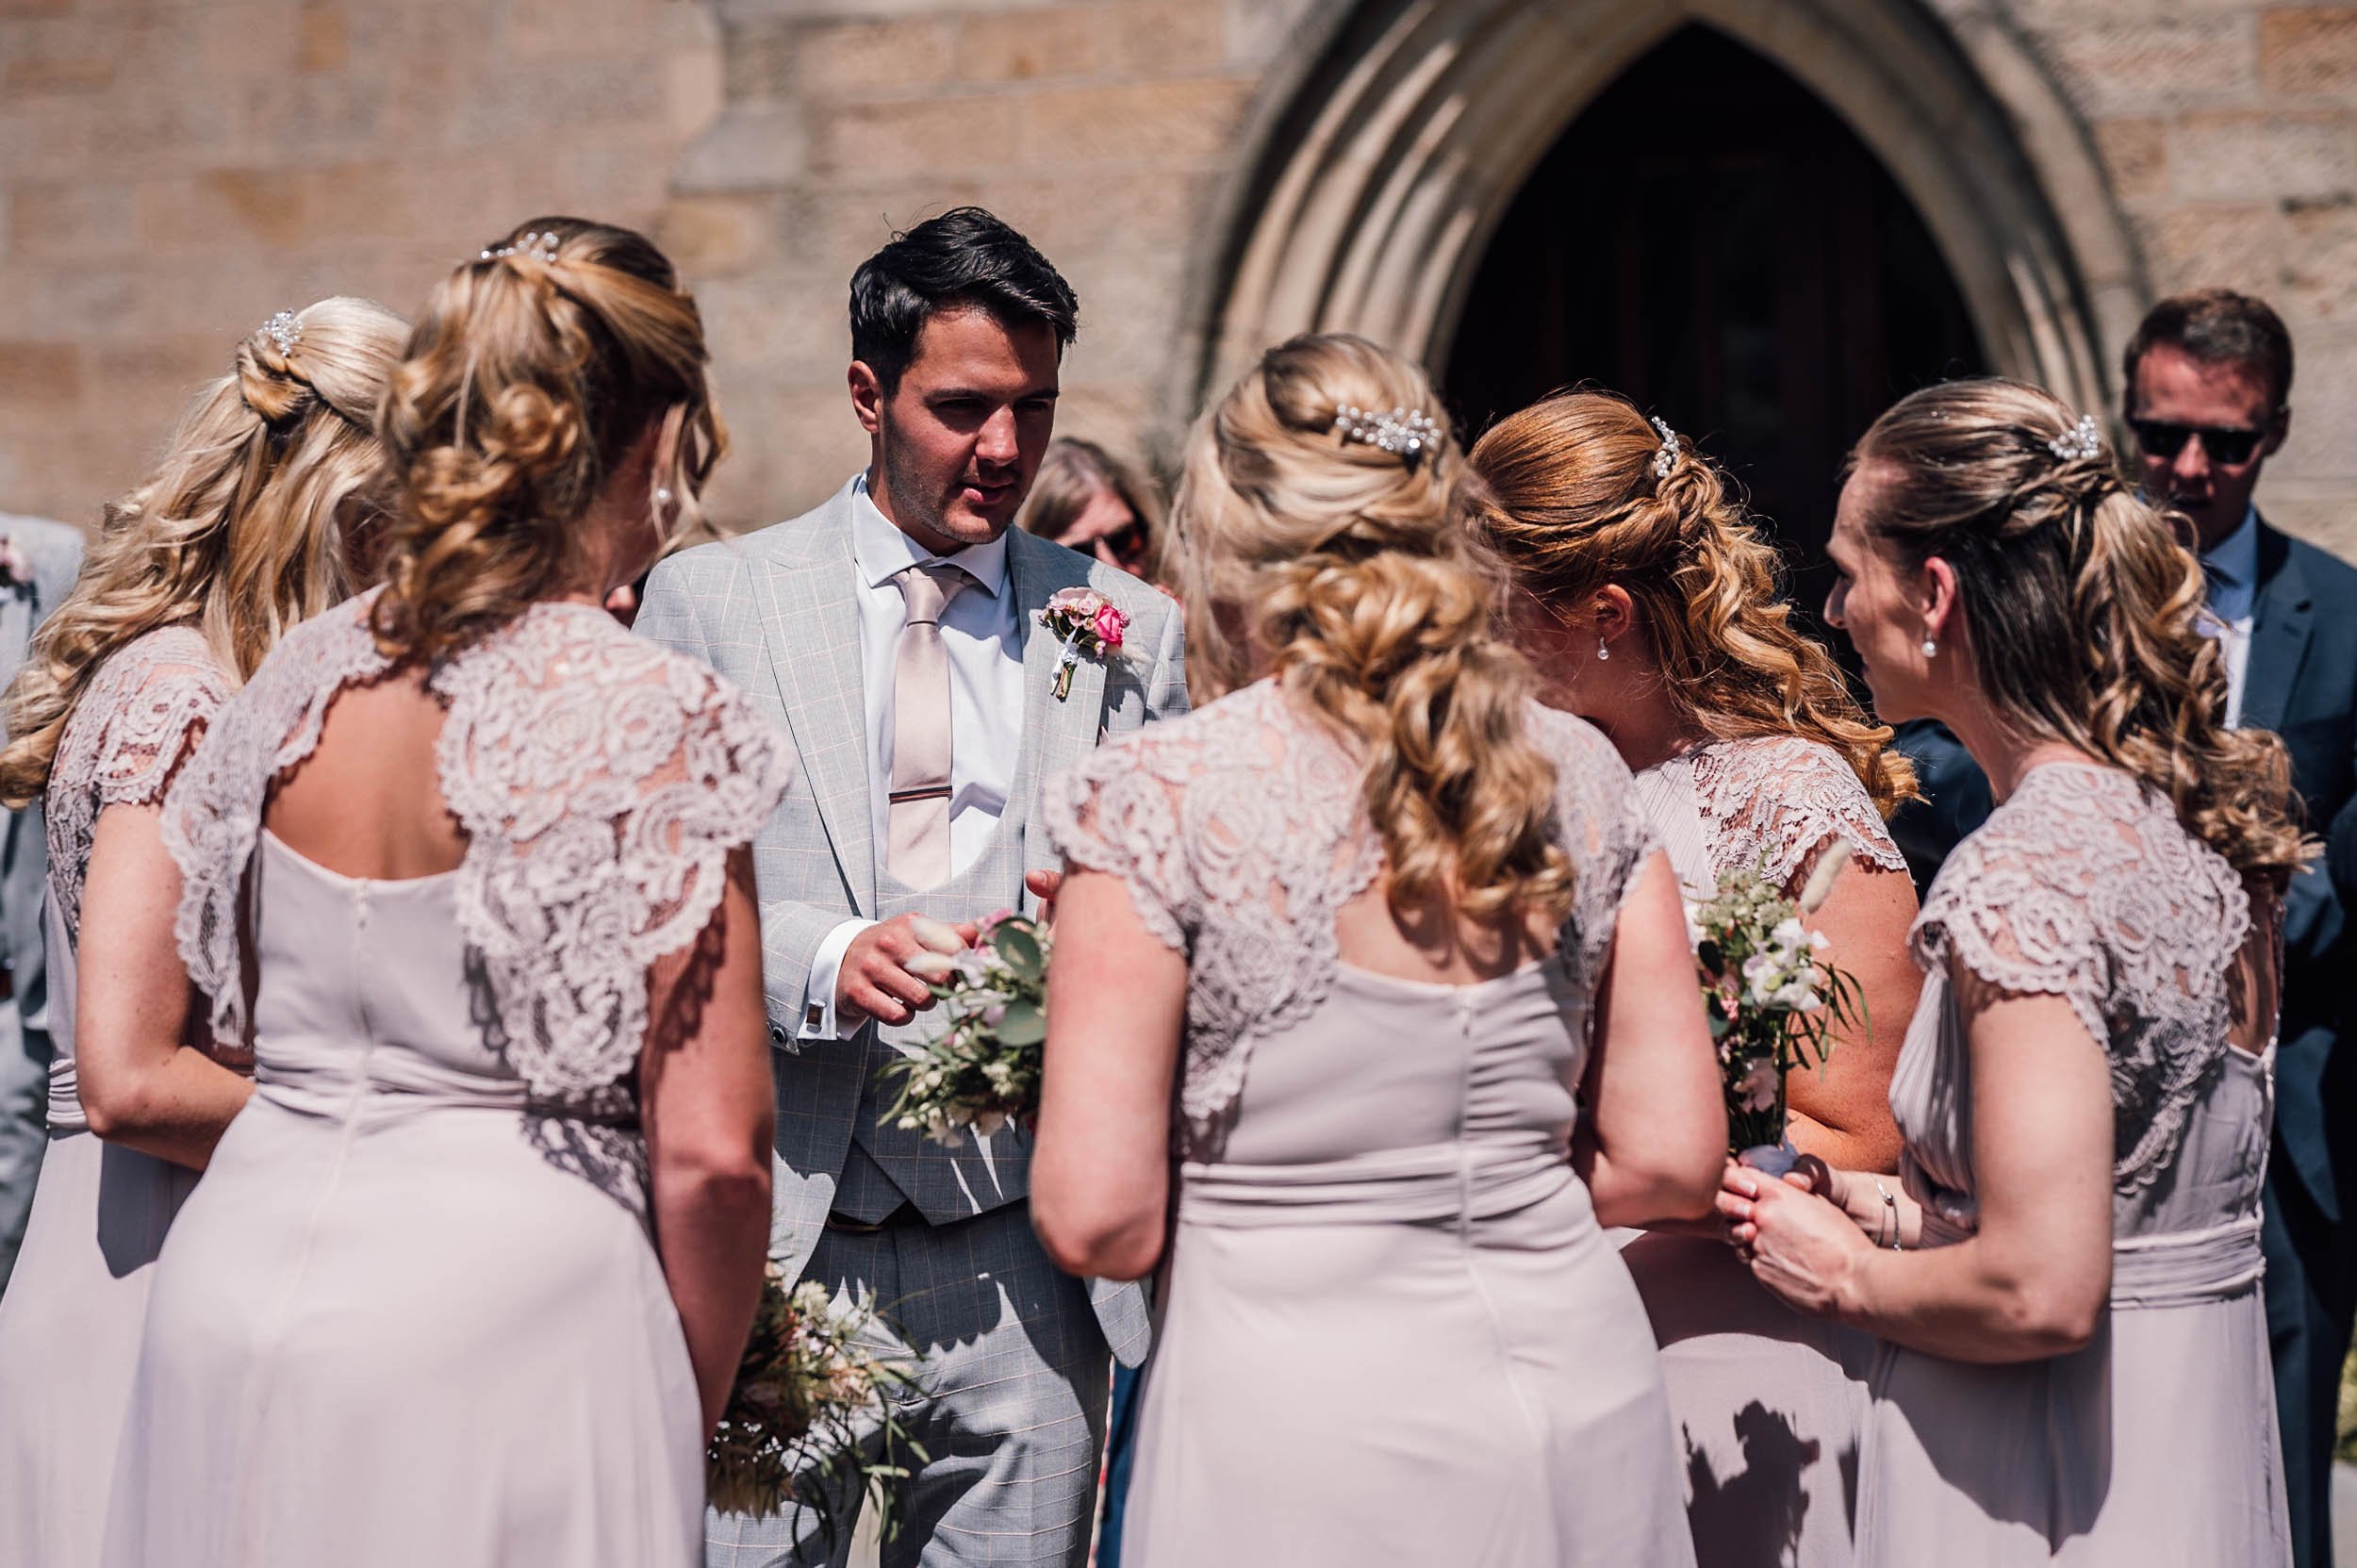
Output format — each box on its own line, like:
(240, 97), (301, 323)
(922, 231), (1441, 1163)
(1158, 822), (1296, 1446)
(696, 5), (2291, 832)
(1624, 736), (1908, 1568)
(101, 597), (788, 1568)
(1044, 681), (1697, 1568)
(0, 627), (232, 1568)
(1858, 761), (2290, 1565)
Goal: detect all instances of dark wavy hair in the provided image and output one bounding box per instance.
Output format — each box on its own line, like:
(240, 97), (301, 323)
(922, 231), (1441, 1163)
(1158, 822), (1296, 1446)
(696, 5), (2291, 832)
(849, 207), (1079, 395)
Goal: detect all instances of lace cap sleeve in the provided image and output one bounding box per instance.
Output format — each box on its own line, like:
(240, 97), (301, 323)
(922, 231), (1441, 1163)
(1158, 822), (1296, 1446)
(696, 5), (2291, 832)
(433, 609), (791, 1099)
(48, 625), (230, 938)
(1041, 729), (1195, 951)
(1533, 706), (1659, 992)
(1689, 734), (1905, 893)
(1911, 763), (2251, 1196)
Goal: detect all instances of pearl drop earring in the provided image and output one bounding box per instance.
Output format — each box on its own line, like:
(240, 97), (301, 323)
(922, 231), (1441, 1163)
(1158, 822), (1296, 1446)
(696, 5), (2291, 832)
(1921, 637), (1937, 658)
(1596, 637), (1610, 662)
(655, 487), (674, 507)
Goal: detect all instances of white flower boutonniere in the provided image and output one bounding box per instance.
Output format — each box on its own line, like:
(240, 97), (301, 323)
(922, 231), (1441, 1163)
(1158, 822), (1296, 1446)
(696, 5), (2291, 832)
(0, 536), (30, 590)
(1037, 586), (1128, 701)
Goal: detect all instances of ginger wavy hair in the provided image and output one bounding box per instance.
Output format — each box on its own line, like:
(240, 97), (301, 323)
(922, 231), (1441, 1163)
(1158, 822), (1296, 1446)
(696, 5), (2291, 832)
(1854, 377), (2303, 883)
(1170, 333), (1574, 924)
(0, 297), (406, 806)
(1461, 388), (1915, 817)
(371, 216), (723, 663)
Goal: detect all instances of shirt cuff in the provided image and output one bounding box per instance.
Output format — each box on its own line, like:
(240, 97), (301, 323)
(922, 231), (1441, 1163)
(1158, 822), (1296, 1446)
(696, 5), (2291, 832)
(799, 917), (875, 1041)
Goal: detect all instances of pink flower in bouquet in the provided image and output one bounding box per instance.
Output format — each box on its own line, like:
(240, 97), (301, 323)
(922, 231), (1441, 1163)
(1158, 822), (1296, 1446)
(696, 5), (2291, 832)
(0, 536), (29, 589)
(977, 908), (1016, 941)
(1091, 602), (1128, 650)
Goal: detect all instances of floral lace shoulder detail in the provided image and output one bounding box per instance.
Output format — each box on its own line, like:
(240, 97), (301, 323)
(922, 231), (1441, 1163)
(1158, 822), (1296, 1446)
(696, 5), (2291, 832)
(168, 597), (791, 1094)
(1686, 734), (1904, 893)
(431, 606), (789, 1100)
(47, 624), (229, 942)
(1042, 684), (1654, 1129)
(1913, 762), (2251, 1196)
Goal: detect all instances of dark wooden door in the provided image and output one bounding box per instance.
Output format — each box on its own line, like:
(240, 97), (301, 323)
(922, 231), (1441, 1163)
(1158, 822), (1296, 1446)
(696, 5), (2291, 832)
(1444, 25), (1985, 620)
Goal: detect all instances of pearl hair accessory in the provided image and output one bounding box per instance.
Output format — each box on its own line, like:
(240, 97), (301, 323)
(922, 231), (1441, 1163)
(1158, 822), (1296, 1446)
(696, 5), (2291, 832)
(2047, 412), (2102, 462)
(1332, 404), (1440, 468)
(262, 310), (302, 357)
(481, 230), (563, 264)
(1650, 416), (1683, 479)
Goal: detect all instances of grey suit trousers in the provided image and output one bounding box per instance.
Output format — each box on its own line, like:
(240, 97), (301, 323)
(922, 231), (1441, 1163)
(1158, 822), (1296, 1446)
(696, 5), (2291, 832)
(703, 1205), (1110, 1568)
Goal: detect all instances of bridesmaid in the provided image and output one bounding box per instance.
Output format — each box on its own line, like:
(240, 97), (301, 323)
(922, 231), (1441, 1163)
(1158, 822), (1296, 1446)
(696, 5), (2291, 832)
(1032, 334), (1723, 1567)
(107, 219), (783, 1568)
(1463, 388), (1922, 1567)
(1726, 377), (2302, 1564)
(0, 297), (404, 1568)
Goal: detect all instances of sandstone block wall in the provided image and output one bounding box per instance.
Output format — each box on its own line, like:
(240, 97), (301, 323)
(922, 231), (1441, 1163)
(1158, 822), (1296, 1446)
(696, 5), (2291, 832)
(1, 0), (2350, 559)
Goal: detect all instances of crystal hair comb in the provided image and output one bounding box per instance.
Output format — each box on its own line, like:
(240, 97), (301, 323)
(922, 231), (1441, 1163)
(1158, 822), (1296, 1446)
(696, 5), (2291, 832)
(1332, 404), (1440, 467)
(480, 230), (563, 264)
(2048, 413), (2102, 462)
(1650, 416), (1681, 479)
(262, 310), (302, 357)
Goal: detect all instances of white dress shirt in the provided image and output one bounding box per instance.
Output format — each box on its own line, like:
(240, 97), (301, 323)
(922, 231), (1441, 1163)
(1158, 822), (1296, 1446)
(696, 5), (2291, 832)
(2200, 504), (2260, 731)
(799, 474), (1028, 1040)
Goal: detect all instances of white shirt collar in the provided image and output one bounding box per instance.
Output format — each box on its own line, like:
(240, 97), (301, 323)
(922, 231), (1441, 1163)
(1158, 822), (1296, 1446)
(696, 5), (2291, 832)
(849, 471), (1010, 599)
(2200, 503), (2261, 595)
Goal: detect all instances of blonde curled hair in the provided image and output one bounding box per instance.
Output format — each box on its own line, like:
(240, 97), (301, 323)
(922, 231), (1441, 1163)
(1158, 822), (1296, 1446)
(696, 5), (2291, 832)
(1853, 376), (2303, 883)
(0, 297), (406, 805)
(371, 216), (723, 663)
(1171, 333), (1573, 924)
(1460, 388), (1916, 818)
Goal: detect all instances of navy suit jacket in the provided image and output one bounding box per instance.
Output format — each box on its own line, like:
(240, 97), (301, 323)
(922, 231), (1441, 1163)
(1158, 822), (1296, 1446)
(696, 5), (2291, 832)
(1889, 518), (2357, 1220)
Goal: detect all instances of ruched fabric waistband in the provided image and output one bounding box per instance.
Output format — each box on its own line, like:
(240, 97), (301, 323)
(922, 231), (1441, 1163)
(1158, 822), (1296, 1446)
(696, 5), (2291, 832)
(1178, 1144), (1572, 1229)
(1916, 1209), (2262, 1309)
(257, 1044), (531, 1119)
(2108, 1215), (2265, 1309)
(45, 1056), (84, 1134)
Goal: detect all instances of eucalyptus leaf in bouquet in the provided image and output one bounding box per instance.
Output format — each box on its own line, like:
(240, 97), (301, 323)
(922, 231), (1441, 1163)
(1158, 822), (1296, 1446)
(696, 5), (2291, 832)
(1688, 843), (1870, 1165)
(707, 1267), (925, 1544)
(880, 913), (1049, 1146)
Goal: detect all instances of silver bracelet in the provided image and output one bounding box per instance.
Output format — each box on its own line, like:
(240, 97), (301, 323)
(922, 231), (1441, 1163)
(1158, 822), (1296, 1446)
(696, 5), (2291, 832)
(1871, 1179), (1901, 1250)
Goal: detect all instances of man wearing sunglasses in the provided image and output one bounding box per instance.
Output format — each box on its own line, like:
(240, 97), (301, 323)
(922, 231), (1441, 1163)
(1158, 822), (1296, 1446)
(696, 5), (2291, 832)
(2128, 291), (2357, 1568)
(1895, 288), (2357, 1568)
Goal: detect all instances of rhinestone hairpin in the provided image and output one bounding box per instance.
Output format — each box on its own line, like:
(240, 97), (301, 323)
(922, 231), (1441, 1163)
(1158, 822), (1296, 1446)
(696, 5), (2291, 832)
(1650, 416), (1682, 479)
(480, 230), (563, 264)
(1332, 404), (1440, 467)
(2048, 412), (2102, 462)
(262, 310), (302, 357)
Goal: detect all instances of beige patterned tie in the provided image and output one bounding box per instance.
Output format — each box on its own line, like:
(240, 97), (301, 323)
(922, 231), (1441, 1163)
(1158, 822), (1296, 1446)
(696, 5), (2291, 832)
(886, 561), (968, 889)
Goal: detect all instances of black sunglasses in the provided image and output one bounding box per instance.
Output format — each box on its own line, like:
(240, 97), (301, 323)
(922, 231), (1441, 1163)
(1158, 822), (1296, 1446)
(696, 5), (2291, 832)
(2127, 417), (2270, 467)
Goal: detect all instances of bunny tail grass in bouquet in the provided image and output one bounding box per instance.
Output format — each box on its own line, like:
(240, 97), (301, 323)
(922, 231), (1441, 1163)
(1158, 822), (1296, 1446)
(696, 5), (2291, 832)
(707, 1268), (924, 1544)
(881, 913), (1047, 1147)
(1689, 842), (1870, 1171)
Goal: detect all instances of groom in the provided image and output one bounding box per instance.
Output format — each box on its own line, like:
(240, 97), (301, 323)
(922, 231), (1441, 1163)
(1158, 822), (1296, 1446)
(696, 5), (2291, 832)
(637, 207), (1185, 1568)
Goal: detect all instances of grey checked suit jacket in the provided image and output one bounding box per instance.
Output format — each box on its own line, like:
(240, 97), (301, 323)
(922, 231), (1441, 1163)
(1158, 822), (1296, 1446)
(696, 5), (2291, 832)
(634, 479), (1184, 1367)
(1, 517), (85, 1028)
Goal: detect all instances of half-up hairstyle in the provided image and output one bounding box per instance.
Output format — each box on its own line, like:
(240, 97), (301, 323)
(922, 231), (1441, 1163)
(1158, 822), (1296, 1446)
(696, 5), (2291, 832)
(1462, 388), (1916, 818)
(1853, 376), (2303, 883)
(0, 297), (405, 805)
(371, 216), (723, 662)
(1171, 333), (1573, 924)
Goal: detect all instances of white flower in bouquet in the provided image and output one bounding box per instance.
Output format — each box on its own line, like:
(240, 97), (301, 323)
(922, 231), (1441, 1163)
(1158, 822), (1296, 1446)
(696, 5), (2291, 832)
(882, 913), (1049, 1147)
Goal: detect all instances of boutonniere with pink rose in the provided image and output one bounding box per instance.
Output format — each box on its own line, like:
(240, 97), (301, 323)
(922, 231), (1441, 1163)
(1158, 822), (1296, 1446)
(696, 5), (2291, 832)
(0, 536), (31, 591)
(1037, 586), (1128, 701)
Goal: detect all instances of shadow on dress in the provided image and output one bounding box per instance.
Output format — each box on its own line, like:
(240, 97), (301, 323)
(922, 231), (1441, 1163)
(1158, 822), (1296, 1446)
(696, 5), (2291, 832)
(1684, 1399), (1828, 1568)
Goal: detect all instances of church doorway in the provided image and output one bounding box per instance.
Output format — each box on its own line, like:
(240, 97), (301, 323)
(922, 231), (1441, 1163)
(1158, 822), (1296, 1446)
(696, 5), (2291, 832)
(1444, 25), (1986, 609)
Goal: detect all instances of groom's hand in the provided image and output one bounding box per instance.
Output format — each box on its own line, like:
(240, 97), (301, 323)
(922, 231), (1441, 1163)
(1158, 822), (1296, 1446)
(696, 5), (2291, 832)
(839, 914), (977, 1028)
(1026, 869), (1063, 929)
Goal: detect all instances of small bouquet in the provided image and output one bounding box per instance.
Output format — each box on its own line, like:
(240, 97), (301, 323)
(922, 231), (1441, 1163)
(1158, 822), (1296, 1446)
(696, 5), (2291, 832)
(881, 913), (1047, 1146)
(707, 1265), (924, 1541)
(1038, 586), (1128, 701)
(1689, 844), (1867, 1170)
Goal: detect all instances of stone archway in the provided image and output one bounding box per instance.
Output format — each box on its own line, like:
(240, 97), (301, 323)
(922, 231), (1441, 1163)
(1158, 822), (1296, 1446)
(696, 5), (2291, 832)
(1182, 0), (2148, 426)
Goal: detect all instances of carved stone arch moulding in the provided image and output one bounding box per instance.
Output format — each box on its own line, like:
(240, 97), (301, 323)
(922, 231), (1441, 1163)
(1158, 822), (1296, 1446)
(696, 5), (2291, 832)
(1181, 0), (2147, 428)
